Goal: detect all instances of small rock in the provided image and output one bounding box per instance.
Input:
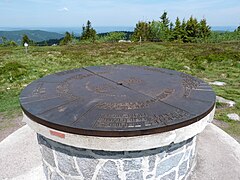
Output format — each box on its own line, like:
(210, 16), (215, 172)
(209, 81), (226, 86)
(118, 40), (131, 43)
(216, 96), (235, 107)
(183, 66), (191, 70)
(227, 113), (240, 121)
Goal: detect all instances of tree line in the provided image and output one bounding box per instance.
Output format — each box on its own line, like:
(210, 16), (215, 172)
(132, 12), (212, 42)
(59, 20), (128, 45)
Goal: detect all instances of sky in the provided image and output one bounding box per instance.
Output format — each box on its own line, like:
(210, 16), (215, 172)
(0, 0), (239, 27)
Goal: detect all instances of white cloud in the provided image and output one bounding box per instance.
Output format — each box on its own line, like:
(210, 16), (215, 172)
(58, 7), (69, 12)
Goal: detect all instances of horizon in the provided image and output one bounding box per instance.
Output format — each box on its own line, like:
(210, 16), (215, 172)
(0, 26), (238, 34)
(0, 0), (239, 27)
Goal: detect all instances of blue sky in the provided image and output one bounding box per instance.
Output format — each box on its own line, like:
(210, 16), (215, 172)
(0, 0), (239, 27)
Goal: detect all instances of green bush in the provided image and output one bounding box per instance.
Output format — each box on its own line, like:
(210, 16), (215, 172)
(98, 32), (126, 42)
(0, 61), (27, 82)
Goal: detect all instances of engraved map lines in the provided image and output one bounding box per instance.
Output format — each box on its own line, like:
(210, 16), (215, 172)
(93, 109), (191, 129)
(96, 88), (175, 110)
(180, 73), (201, 97)
(21, 67), (209, 131)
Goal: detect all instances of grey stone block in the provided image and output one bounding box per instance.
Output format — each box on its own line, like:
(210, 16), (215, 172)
(146, 174), (154, 179)
(183, 149), (190, 161)
(158, 151), (166, 160)
(41, 144), (56, 167)
(55, 147), (79, 176)
(71, 146), (87, 156)
(50, 172), (64, 180)
(92, 150), (124, 157)
(156, 153), (183, 177)
(64, 176), (83, 180)
(148, 155), (156, 172)
(160, 171), (176, 180)
(96, 160), (120, 180)
(186, 137), (194, 148)
(167, 141), (185, 155)
(123, 158), (142, 171)
(190, 148), (196, 160)
(76, 154), (99, 180)
(178, 160), (188, 177)
(37, 134), (56, 167)
(126, 171), (143, 180)
(42, 161), (51, 180)
(188, 149), (196, 168)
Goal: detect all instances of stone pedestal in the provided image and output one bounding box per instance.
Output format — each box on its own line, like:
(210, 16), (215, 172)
(38, 134), (196, 180)
(23, 108), (215, 180)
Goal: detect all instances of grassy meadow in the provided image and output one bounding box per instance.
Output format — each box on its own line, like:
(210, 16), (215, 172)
(0, 42), (239, 136)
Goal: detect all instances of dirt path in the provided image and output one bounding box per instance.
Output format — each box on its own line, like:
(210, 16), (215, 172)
(0, 114), (25, 142)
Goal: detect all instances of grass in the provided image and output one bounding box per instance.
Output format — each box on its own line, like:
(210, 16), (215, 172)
(0, 42), (239, 134)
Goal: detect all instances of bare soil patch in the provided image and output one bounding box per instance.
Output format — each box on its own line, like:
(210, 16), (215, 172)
(0, 114), (25, 142)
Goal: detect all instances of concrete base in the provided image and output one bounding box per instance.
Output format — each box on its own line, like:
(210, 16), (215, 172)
(0, 124), (240, 180)
(188, 124), (240, 180)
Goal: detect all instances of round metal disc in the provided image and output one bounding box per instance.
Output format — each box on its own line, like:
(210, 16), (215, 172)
(20, 65), (216, 137)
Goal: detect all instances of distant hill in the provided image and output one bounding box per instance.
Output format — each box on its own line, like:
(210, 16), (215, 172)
(37, 31), (133, 46)
(0, 30), (64, 44)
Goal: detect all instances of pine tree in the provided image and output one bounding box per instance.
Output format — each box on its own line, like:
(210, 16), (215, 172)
(159, 11), (171, 41)
(173, 17), (182, 40)
(60, 32), (72, 45)
(170, 22), (174, 31)
(80, 20), (97, 42)
(22, 34), (30, 46)
(185, 16), (199, 42)
(132, 21), (150, 42)
(234, 26), (240, 32)
(198, 18), (211, 38)
(180, 19), (188, 42)
(160, 11), (170, 28)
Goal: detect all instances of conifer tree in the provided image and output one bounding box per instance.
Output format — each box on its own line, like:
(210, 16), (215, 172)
(170, 22), (174, 31)
(173, 17), (182, 40)
(185, 16), (199, 42)
(132, 21), (150, 41)
(198, 18), (211, 38)
(160, 11), (170, 28)
(180, 19), (188, 42)
(60, 32), (72, 45)
(159, 11), (171, 40)
(80, 20), (97, 42)
(237, 26), (240, 32)
(22, 34), (30, 46)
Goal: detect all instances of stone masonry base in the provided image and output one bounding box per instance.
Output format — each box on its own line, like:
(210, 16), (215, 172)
(37, 134), (196, 180)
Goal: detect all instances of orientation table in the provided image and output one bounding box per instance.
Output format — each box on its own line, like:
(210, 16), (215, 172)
(20, 65), (216, 180)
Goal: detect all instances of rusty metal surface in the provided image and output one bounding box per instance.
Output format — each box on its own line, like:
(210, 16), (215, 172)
(20, 65), (216, 137)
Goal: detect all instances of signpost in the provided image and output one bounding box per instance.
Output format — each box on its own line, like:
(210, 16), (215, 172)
(24, 42), (28, 54)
